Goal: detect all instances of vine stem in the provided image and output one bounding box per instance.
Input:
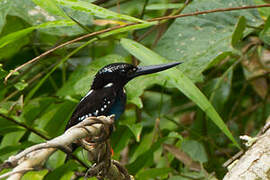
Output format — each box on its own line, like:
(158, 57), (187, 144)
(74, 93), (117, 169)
(149, 4), (270, 22)
(4, 3), (270, 83)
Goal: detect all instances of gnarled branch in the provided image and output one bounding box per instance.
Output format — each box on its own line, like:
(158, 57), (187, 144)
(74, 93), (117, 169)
(0, 115), (133, 180)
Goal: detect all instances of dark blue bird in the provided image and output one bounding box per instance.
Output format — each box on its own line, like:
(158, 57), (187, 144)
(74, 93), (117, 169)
(65, 62), (181, 160)
(66, 62), (181, 129)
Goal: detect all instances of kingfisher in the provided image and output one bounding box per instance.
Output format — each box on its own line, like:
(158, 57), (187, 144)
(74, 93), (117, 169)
(65, 62), (181, 160)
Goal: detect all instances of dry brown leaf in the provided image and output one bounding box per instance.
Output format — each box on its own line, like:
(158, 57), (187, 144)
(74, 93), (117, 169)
(241, 43), (269, 99)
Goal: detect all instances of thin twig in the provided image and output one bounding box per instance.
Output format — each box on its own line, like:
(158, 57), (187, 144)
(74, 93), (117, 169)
(0, 113), (49, 140)
(139, 0), (149, 19)
(4, 23), (135, 83)
(4, 4), (270, 83)
(148, 4), (270, 22)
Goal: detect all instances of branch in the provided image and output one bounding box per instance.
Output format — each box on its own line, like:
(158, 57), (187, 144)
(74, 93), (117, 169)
(0, 113), (49, 140)
(4, 3), (270, 83)
(0, 116), (133, 180)
(223, 118), (270, 179)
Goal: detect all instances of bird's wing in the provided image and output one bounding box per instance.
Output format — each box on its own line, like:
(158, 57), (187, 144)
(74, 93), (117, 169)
(65, 87), (117, 130)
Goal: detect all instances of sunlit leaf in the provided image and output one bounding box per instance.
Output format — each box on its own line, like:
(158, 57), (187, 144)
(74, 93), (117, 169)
(154, 0), (261, 81)
(231, 16), (246, 48)
(57, 0), (146, 23)
(120, 38), (240, 148)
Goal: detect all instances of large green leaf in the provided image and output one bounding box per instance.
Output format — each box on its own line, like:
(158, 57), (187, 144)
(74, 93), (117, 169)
(231, 16), (246, 48)
(125, 74), (164, 108)
(127, 137), (166, 174)
(0, 20), (75, 49)
(7, 0), (86, 36)
(57, 0), (146, 23)
(32, 0), (66, 17)
(120, 38), (240, 148)
(181, 140), (208, 163)
(43, 161), (78, 180)
(28, 100), (75, 141)
(0, 0), (11, 33)
(154, 0), (262, 82)
(209, 65), (234, 114)
(22, 170), (48, 180)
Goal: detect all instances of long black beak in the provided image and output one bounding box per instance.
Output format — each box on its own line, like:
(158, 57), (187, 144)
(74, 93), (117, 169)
(131, 62), (182, 79)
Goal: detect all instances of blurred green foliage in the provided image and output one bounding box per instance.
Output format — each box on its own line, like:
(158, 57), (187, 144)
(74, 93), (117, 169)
(0, 0), (270, 179)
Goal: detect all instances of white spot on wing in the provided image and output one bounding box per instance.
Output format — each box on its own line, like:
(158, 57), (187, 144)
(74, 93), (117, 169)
(80, 90), (93, 102)
(104, 83), (113, 88)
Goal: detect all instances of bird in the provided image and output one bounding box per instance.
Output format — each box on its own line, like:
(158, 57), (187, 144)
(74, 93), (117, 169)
(65, 61), (181, 161)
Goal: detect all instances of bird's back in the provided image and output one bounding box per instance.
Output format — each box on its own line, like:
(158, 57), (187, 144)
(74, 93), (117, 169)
(66, 87), (126, 130)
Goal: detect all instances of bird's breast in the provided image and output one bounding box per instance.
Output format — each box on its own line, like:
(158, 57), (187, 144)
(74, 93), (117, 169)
(108, 90), (126, 120)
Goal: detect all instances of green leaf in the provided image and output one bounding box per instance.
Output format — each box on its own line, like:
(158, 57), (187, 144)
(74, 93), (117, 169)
(14, 80), (28, 91)
(0, 141), (34, 157)
(32, 0), (66, 17)
(43, 161), (78, 180)
(22, 97), (56, 125)
(126, 123), (142, 142)
(120, 38), (240, 148)
(0, 64), (7, 79)
(168, 132), (183, 141)
(0, 0), (12, 33)
(231, 16), (246, 48)
(111, 127), (131, 154)
(28, 100), (75, 139)
(168, 176), (190, 180)
(209, 65), (233, 113)
(119, 109), (142, 142)
(260, 15), (270, 45)
(7, 0), (85, 36)
(0, 20), (75, 49)
(129, 132), (154, 163)
(181, 140), (208, 163)
(126, 74), (163, 108)
(154, 0), (261, 81)
(0, 131), (26, 160)
(146, 3), (183, 10)
(127, 137), (166, 174)
(57, 0), (146, 23)
(254, 0), (270, 18)
(136, 168), (172, 180)
(0, 16), (31, 59)
(22, 170), (48, 180)
(47, 151), (66, 169)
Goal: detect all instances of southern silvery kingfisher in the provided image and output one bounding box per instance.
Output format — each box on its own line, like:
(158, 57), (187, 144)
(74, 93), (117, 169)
(65, 62), (181, 159)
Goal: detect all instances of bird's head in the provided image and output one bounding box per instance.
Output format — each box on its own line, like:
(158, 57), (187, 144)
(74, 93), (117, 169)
(91, 62), (181, 90)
